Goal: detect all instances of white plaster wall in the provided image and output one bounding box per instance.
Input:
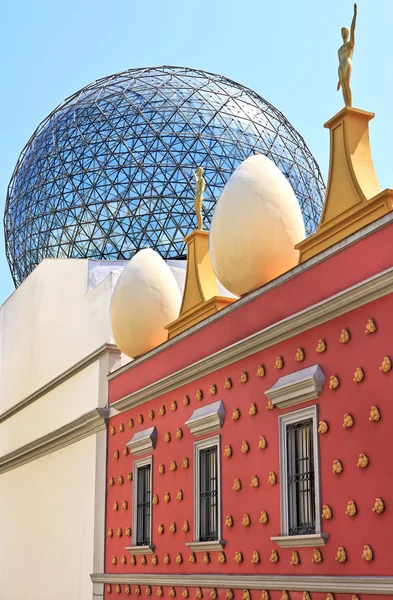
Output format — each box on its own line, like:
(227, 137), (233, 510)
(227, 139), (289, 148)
(0, 258), (119, 413)
(0, 435), (97, 600)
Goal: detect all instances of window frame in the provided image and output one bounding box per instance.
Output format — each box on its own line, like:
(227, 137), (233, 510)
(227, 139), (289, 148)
(193, 435), (222, 544)
(278, 405), (321, 537)
(132, 455), (153, 548)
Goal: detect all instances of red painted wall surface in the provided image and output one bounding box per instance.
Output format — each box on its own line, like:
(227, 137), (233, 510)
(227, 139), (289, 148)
(109, 221), (393, 405)
(105, 293), (393, 588)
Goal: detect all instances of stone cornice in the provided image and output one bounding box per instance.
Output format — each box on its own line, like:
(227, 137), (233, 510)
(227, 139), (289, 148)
(90, 573), (393, 594)
(0, 407), (109, 475)
(109, 211), (393, 383)
(112, 266), (393, 414)
(0, 343), (119, 424)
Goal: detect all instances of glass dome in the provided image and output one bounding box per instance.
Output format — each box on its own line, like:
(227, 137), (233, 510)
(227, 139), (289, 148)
(4, 65), (325, 286)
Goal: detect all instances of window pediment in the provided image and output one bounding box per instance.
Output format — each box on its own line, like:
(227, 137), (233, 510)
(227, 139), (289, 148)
(265, 364), (325, 409)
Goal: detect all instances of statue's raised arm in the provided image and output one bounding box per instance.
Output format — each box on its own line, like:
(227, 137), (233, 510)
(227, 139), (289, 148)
(350, 3), (357, 49)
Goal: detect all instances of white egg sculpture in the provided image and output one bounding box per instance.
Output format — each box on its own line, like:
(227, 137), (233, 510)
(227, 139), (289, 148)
(111, 248), (181, 358)
(209, 154), (305, 296)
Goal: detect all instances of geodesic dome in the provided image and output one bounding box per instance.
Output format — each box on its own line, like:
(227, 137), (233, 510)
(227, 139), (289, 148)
(4, 65), (325, 287)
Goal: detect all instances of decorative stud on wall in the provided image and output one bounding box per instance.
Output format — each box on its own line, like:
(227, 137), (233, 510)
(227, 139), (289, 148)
(164, 553), (170, 564)
(176, 489), (183, 501)
(182, 457), (189, 469)
(234, 551), (243, 563)
(335, 547), (347, 563)
(110, 426), (116, 435)
(113, 450), (119, 460)
(232, 408), (240, 420)
(362, 545), (373, 561)
(240, 371), (248, 383)
(357, 454), (369, 468)
(329, 376), (340, 390)
(127, 472), (133, 481)
(157, 587), (163, 597)
(345, 500), (357, 516)
(210, 385), (217, 395)
(121, 555), (127, 564)
(119, 423), (125, 432)
(122, 500), (128, 510)
(339, 329), (350, 344)
(116, 528), (122, 537)
(270, 550), (279, 563)
(281, 593), (289, 600)
(332, 460), (343, 474)
(135, 586), (141, 596)
(108, 477), (114, 486)
(107, 584), (112, 594)
(318, 421), (329, 433)
(157, 524), (164, 535)
(266, 398), (274, 410)
(128, 418), (134, 428)
(218, 552), (226, 563)
(171, 401), (177, 411)
(152, 494), (159, 505)
(225, 590), (234, 600)
(380, 356), (392, 373)
(316, 339), (326, 352)
(203, 552), (210, 564)
(182, 589), (189, 598)
(258, 436), (267, 449)
(224, 445), (232, 457)
(188, 552), (196, 563)
(123, 446), (129, 456)
(170, 522), (176, 533)
(148, 410), (155, 420)
(146, 586), (152, 595)
(242, 590), (251, 600)
(257, 364), (265, 377)
(107, 528), (113, 538)
(241, 441), (249, 453)
(158, 464), (165, 475)
(125, 586), (131, 595)
(225, 515), (233, 527)
(372, 497), (385, 513)
(249, 403), (257, 416)
(290, 551), (300, 565)
(365, 319), (377, 334)
(164, 432), (171, 443)
(343, 414), (354, 428)
(303, 593), (311, 600)
(210, 589), (218, 600)
(322, 505), (332, 520)
(151, 554), (158, 565)
(118, 475), (123, 485)
(176, 428), (183, 439)
(111, 556), (117, 565)
(261, 592), (269, 600)
(170, 460), (177, 471)
(224, 378), (232, 389)
(312, 548), (322, 563)
(242, 513), (251, 526)
(353, 368), (364, 383)
(268, 472), (277, 485)
(251, 550), (260, 564)
(130, 555), (136, 565)
(275, 356), (284, 370)
(138, 414), (144, 424)
(116, 585), (121, 594)
(176, 552), (183, 564)
(196, 390), (203, 401)
(233, 479), (241, 491)
(183, 395), (190, 406)
(159, 405), (166, 416)
(126, 527), (131, 536)
(182, 520), (190, 532)
(259, 511), (268, 524)
(251, 475), (259, 488)
(195, 588), (203, 599)
(369, 406), (381, 422)
(113, 501), (118, 511)
(295, 348), (305, 362)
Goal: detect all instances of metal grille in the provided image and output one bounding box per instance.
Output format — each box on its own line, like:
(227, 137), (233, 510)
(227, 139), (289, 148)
(136, 464), (151, 545)
(4, 65), (325, 287)
(199, 446), (218, 541)
(286, 418), (316, 535)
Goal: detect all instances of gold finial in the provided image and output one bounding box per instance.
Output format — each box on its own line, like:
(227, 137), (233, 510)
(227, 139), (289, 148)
(192, 166), (205, 230)
(337, 4), (357, 107)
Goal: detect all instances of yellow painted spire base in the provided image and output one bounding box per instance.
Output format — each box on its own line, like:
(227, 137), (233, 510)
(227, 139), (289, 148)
(297, 107), (393, 262)
(166, 230), (234, 339)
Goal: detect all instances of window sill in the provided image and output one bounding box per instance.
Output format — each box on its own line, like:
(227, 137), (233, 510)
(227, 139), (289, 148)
(185, 540), (226, 552)
(125, 545), (155, 555)
(271, 533), (328, 548)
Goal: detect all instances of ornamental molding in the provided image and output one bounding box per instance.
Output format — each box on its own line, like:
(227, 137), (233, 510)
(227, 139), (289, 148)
(271, 533), (329, 548)
(265, 364), (325, 409)
(112, 264), (393, 414)
(125, 545), (155, 555)
(90, 573), (393, 595)
(0, 407), (109, 475)
(185, 401), (225, 437)
(0, 343), (120, 424)
(127, 427), (157, 456)
(185, 540), (226, 552)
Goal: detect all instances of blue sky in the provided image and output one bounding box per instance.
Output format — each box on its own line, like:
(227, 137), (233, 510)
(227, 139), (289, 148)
(1, 0), (392, 305)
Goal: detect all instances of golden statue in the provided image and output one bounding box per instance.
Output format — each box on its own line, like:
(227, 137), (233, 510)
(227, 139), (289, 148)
(337, 3), (357, 106)
(192, 166), (205, 230)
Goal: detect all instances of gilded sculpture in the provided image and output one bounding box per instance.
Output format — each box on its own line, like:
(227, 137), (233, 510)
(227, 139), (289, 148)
(380, 356), (392, 372)
(107, 528), (113, 538)
(259, 511), (268, 524)
(164, 432), (171, 443)
(224, 377), (232, 389)
(332, 459), (343, 474)
(116, 584), (121, 593)
(275, 356), (284, 370)
(164, 492), (170, 503)
(365, 319), (377, 334)
(210, 589), (217, 600)
(369, 406), (381, 422)
(176, 552), (183, 564)
(318, 421), (329, 434)
(158, 464), (165, 475)
(170, 460), (177, 471)
(257, 364), (265, 377)
(195, 588), (203, 600)
(176, 489), (183, 501)
(192, 166), (205, 230)
(372, 497), (385, 514)
(335, 546), (347, 563)
(316, 339), (326, 353)
(270, 549), (279, 563)
(182, 457), (189, 469)
(151, 554), (158, 565)
(113, 501), (118, 511)
(242, 590), (251, 600)
(127, 472), (133, 481)
(119, 422), (125, 432)
(122, 500), (128, 510)
(362, 545), (373, 561)
(140, 554), (147, 565)
(281, 593), (289, 600)
(291, 551), (300, 565)
(170, 522), (176, 533)
(116, 527), (122, 537)
(295, 348), (305, 362)
(312, 548), (322, 563)
(137, 414), (144, 424)
(242, 513), (251, 527)
(148, 410), (154, 420)
(342, 413), (354, 428)
(126, 526), (131, 536)
(157, 523), (164, 535)
(125, 586), (131, 595)
(108, 476), (114, 486)
(130, 555), (136, 565)
(182, 589), (189, 598)
(157, 587), (164, 597)
(122, 446), (129, 456)
(241, 441), (249, 453)
(169, 588), (176, 598)
(164, 553), (170, 564)
(225, 590), (234, 600)
(146, 587), (152, 596)
(322, 505), (332, 520)
(135, 586), (141, 596)
(339, 328), (350, 344)
(357, 453), (369, 468)
(329, 375), (340, 390)
(249, 402), (257, 416)
(118, 475), (123, 485)
(159, 405), (166, 416)
(107, 585), (112, 594)
(128, 418), (134, 428)
(337, 4), (357, 107)
(152, 494), (159, 505)
(111, 556), (117, 565)
(266, 398), (274, 410)
(224, 445), (232, 457)
(353, 367), (364, 383)
(261, 592), (269, 600)
(240, 371), (248, 383)
(345, 500), (357, 516)
(303, 593), (311, 600)
(251, 475), (259, 488)
(110, 426), (116, 435)
(113, 450), (119, 460)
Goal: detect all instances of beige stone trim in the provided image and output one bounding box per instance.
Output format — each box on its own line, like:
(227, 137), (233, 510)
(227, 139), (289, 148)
(271, 533), (328, 548)
(127, 427), (157, 456)
(90, 573), (393, 594)
(0, 407), (109, 474)
(109, 211), (393, 383)
(125, 545), (155, 555)
(265, 365), (325, 409)
(185, 541), (226, 552)
(113, 266), (393, 413)
(185, 401), (225, 437)
(0, 343), (120, 423)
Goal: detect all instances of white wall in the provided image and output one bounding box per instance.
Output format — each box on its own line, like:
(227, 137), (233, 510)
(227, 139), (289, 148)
(0, 435), (97, 600)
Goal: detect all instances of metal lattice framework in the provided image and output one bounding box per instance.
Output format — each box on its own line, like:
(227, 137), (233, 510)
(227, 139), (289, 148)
(4, 65), (325, 287)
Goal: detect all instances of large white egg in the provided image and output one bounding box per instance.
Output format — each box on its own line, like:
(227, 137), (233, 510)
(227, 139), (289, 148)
(209, 154), (305, 296)
(111, 249), (181, 358)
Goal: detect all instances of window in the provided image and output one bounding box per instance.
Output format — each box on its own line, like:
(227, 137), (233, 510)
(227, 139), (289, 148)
(132, 457), (153, 547)
(189, 435), (224, 550)
(274, 405), (326, 546)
